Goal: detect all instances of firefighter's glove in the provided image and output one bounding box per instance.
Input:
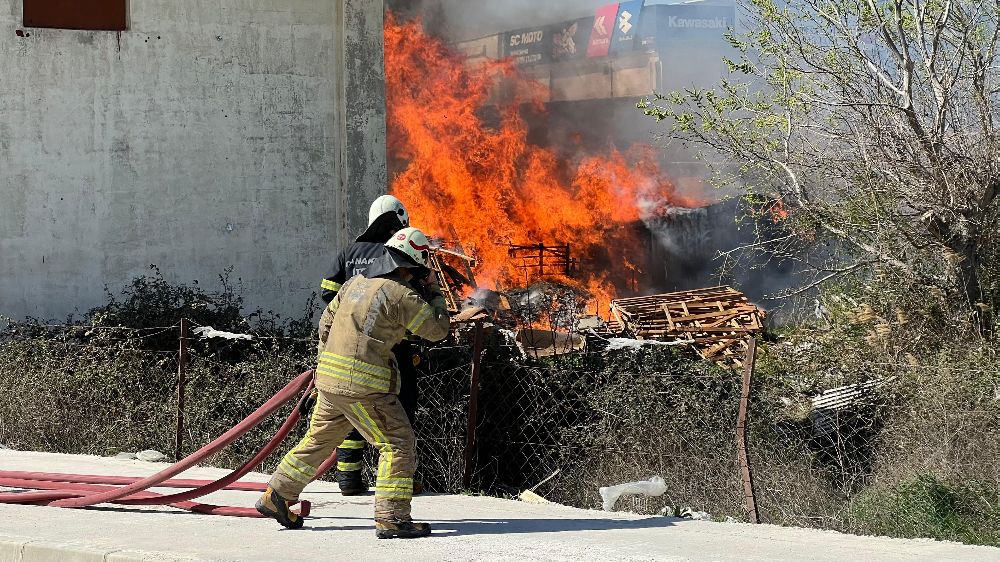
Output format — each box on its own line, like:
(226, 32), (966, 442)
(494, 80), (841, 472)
(299, 388), (318, 420)
(420, 269), (440, 291)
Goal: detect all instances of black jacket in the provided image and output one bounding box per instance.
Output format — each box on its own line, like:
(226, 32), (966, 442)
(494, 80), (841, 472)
(320, 242), (387, 304)
(321, 211), (408, 304)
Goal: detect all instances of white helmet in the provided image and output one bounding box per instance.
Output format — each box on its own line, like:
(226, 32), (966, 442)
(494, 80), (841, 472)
(385, 227), (431, 268)
(368, 195), (409, 228)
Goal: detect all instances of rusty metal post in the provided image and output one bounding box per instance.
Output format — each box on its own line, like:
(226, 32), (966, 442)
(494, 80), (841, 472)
(736, 338), (760, 523)
(463, 321), (486, 489)
(175, 318), (189, 462)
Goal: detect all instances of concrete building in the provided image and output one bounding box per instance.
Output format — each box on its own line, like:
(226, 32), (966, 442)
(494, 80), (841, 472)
(0, 0), (387, 321)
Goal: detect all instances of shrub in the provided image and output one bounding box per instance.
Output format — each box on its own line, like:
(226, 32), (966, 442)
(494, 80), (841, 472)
(848, 474), (1000, 546)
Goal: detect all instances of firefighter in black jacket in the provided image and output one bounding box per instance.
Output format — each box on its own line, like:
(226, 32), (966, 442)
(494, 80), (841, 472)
(318, 195), (425, 496)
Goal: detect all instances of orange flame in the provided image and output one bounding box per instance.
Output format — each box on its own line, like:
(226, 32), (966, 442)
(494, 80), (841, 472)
(770, 196), (790, 222)
(385, 15), (701, 307)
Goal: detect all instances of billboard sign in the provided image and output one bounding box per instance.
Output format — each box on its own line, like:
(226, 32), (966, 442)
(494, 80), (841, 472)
(610, 0), (645, 53)
(551, 16), (594, 61)
(504, 26), (550, 65)
(587, 3), (619, 58)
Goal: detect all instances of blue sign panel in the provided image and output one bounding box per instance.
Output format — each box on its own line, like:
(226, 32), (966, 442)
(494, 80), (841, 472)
(609, 0), (645, 53)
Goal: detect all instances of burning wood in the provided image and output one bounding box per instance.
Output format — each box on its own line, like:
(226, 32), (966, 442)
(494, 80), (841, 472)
(607, 286), (764, 369)
(429, 248), (477, 314)
(508, 244), (577, 279)
(506, 282), (589, 330)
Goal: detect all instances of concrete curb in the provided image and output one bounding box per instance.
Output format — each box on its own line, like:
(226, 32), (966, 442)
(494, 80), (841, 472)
(0, 535), (199, 562)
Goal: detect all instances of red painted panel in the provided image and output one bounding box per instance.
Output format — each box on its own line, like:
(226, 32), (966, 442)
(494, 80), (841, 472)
(23, 0), (127, 31)
(587, 3), (619, 58)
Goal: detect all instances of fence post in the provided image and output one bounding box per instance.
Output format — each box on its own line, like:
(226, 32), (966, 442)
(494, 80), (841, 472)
(736, 337), (760, 523)
(463, 321), (486, 489)
(175, 318), (189, 462)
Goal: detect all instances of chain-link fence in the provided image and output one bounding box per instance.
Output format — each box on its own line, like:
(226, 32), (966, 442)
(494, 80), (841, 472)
(466, 334), (745, 519)
(376, 343), (474, 493)
(0, 320), (313, 475)
(0, 324), (181, 457)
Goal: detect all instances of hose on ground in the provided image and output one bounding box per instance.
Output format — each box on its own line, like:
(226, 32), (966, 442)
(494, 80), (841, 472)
(0, 370), (333, 518)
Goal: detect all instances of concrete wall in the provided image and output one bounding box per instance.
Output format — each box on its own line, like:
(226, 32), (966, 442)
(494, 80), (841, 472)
(0, 0), (386, 321)
(337, 0), (387, 249)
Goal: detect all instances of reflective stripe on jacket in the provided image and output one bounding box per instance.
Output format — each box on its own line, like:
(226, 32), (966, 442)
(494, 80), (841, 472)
(319, 242), (387, 304)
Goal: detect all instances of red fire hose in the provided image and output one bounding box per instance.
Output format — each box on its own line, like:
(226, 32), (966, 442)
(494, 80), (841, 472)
(0, 472), (267, 492)
(0, 370), (333, 518)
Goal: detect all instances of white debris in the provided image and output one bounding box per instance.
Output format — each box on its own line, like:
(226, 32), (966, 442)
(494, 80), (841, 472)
(113, 452), (138, 460)
(136, 450), (167, 463)
(604, 338), (694, 351)
(599, 476), (667, 512)
(192, 326), (253, 341)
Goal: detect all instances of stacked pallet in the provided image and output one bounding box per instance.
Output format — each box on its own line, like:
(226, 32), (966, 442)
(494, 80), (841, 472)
(609, 286), (764, 369)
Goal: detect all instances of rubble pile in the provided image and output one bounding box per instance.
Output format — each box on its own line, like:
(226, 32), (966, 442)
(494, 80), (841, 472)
(433, 237), (765, 369)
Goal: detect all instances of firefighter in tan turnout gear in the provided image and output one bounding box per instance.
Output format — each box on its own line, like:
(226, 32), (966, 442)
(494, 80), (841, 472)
(257, 227), (450, 538)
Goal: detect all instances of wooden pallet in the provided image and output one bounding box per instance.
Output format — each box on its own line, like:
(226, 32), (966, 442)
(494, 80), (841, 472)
(609, 286), (763, 369)
(429, 247), (479, 314)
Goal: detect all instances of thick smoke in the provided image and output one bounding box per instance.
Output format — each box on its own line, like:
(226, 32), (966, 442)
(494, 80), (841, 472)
(387, 0), (612, 40)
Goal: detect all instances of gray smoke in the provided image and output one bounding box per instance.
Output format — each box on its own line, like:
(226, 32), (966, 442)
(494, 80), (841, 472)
(388, 0), (613, 40)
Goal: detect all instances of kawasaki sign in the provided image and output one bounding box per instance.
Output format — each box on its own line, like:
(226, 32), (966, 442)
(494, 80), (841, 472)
(657, 5), (734, 40)
(666, 15), (727, 29)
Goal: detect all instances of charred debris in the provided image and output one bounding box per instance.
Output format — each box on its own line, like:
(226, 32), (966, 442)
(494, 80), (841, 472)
(432, 241), (764, 370)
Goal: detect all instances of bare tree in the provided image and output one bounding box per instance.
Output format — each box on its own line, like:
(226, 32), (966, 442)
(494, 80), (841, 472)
(639, 0), (999, 333)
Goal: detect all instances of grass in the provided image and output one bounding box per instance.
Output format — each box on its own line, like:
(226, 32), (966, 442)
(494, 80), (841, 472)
(848, 474), (1000, 547)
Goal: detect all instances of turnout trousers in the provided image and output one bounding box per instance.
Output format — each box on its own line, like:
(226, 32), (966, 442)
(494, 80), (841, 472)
(334, 342), (420, 479)
(268, 389), (417, 520)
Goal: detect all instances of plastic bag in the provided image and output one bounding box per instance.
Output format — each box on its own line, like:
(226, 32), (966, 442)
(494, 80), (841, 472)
(599, 476), (667, 511)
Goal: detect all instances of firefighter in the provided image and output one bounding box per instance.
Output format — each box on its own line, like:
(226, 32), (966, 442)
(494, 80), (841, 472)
(317, 195), (425, 496)
(257, 227), (450, 538)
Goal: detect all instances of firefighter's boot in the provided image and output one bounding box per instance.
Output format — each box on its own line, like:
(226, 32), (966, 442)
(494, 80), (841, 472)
(255, 487), (304, 529)
(375, 518), (432, 539)
(336, 468), (368, 496)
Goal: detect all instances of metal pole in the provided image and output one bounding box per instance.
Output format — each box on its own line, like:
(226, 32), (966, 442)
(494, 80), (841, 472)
(736, 338), (760, 523)
(463, 321), (486, 489)
(175, 318), (189, 462)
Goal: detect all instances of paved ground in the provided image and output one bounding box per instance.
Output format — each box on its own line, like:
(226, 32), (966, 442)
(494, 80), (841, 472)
(0, 451), (998, 562)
